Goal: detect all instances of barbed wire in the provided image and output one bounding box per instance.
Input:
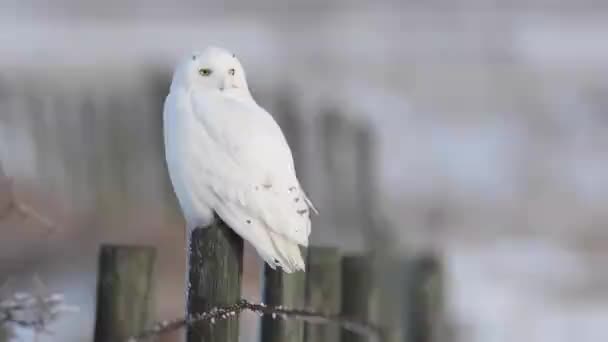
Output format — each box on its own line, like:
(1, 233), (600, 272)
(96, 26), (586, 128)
(129, 299), (382, 342)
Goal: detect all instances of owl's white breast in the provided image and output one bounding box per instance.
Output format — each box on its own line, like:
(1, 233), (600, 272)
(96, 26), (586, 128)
(163, 89), (215, 228)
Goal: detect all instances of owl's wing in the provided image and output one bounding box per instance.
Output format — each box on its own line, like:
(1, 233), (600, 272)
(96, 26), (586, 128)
(190, 93), (314, 247)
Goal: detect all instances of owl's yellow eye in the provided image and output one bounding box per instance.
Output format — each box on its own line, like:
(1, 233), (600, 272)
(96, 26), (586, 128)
(199, 68), (213, 76)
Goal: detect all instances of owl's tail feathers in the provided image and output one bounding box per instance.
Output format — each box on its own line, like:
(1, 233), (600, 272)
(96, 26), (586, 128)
(301, 189), (319, 215)
(262, 230), (305, 273)
(213, 205), (305, 273)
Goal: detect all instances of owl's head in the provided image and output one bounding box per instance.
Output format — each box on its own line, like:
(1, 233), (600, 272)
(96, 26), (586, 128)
(172, 46), (250, 95)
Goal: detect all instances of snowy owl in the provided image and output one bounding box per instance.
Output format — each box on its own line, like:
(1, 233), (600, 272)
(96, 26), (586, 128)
(163, 46), (316, 273)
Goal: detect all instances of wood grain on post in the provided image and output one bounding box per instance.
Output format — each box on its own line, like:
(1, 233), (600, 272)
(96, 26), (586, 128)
(261, 260), (307, 342)
(94, 245), (156, 342)
(341, 255), (375, 342)
(304, 247), (342, 342)
(187, 219), (243, 342)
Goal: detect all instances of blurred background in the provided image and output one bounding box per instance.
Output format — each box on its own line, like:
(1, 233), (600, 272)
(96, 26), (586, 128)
(1, 1), (608, 341)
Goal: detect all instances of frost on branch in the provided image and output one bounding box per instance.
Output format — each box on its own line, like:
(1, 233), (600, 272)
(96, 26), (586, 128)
(0, 289), (78, 334)
(130, 299), (382, 342)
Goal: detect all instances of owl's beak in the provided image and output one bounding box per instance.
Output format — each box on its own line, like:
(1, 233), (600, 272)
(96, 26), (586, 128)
(221, 77), (239, 91)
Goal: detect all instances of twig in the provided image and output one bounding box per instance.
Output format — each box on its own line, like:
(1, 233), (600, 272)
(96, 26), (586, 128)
(14, 201), (55, 229)
(0, 171), (55, 230)
(129, 299), (382, 342)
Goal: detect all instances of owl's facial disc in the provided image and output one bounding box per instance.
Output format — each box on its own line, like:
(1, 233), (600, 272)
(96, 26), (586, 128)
(191, 47), (247, 93)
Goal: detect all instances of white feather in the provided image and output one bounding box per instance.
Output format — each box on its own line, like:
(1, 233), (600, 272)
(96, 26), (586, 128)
(163, 46), (314, 272)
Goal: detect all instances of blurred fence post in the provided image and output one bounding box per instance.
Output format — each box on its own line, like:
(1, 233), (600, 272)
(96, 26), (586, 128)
(341, 255), (375, 342)
(187, 220), (243, 342)
(319, 111), (365, 249)
(0, 326), (10, 342)
(93, 245), (156, 342)
(304, 247), (342, 342)
(403, 254), (444, 342)
(261, 260), (307, 342)
(354, 123), (386, 248)
(274, 91), (305, 172)
(372, 255), (405, 342)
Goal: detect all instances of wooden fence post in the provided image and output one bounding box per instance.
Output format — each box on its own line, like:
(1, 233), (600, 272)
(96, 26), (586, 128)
(94, 245), (156, 342)
(260, 90), (307, 342)
(403, 254), (443, 342)
(187, 220), (243, 342)
(261, 261), (307, 342)
(0, 326), (10, 342)
(341, 255), (375, 342)
(304, 247), (342, 342)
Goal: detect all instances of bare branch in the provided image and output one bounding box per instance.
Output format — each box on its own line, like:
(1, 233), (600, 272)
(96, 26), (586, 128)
(130, 299), (382, 342)
(13, 201), (55, 229)
(0, 163), (55, 230)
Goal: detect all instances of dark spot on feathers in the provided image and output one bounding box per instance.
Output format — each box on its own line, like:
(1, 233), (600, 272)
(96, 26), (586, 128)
(255, 186), (259, 190)
(294, 197), (300, 203)
(263, 183), (272, 189)
(288, 186), (296, 192)
(246, 219), (252, 224)
(297, 209), (308, 216)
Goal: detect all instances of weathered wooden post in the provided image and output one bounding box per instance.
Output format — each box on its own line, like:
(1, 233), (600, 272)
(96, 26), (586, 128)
(373, 255), (407, 342)
(403, 254), (443, 342)
(94, 245), (156, 342)
(341, 255), (375, 342)
(187, 220), (243, 342)
(261, 258), (307, 342)
(304, 247), (342, 342)
(258, 89), (309, 342)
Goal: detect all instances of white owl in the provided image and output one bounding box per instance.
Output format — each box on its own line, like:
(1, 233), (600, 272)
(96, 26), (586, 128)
(163, 46), (316, 273)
